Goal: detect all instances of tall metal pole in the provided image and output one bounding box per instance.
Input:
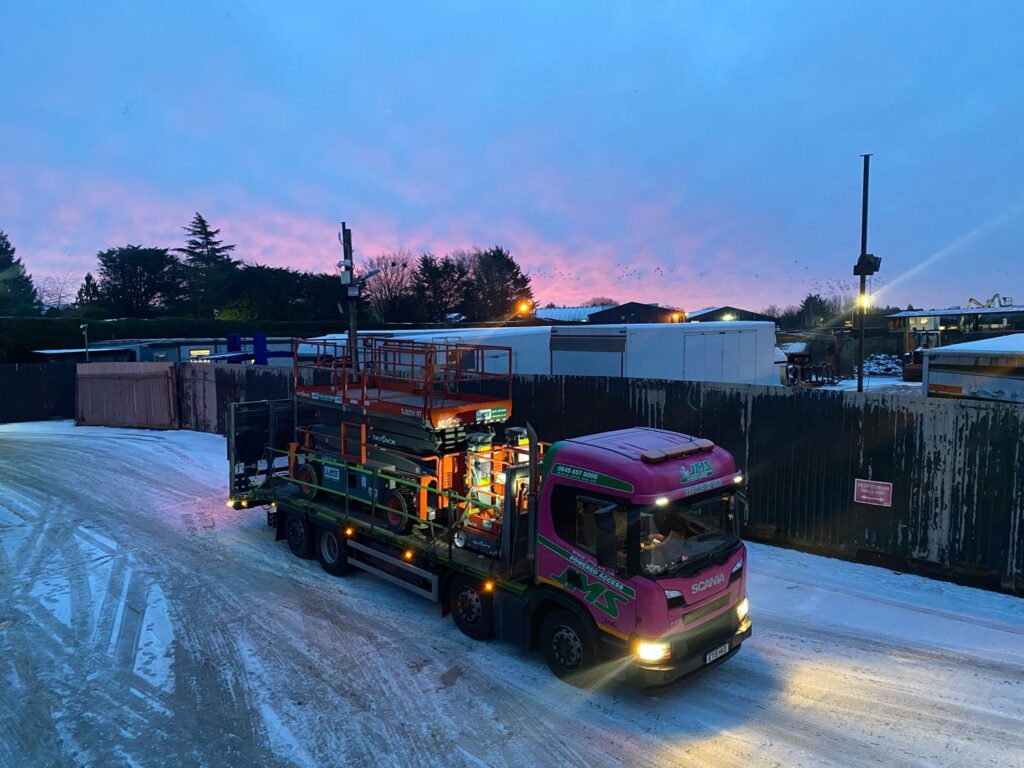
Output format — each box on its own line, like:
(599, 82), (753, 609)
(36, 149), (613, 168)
(857, 154), (871, 393)
(342, 223), (358, 377)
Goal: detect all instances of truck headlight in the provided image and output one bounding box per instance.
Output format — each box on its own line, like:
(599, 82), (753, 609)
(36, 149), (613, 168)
(634, 640), (672, 664)
(736, 597), (749, 621)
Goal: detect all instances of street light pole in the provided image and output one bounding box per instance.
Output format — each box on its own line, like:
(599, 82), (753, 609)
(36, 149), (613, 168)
(857, 155), (870, 393)
(852, 155), (880, 393)
(80, 323), (90, 363)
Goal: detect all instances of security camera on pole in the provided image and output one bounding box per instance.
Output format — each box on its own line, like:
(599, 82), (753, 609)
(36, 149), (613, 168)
(853, 155), (881, 393)
(337, 222), (380, 379)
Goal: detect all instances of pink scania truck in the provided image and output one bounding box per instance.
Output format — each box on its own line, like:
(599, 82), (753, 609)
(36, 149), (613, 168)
(228, 337), (751, 688)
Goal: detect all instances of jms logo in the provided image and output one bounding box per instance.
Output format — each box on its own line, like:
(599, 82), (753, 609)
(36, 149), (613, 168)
(681, 459), (713, 483)
(551, 566), (630, 619)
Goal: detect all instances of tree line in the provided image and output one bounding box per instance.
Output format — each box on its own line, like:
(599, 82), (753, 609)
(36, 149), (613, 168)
(762, 292), (904, 330)
(0, 214), (533, 324)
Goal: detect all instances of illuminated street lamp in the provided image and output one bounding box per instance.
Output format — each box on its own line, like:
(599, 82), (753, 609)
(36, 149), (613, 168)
(516, 299), (534, 315)
(853, 154), (882, 393)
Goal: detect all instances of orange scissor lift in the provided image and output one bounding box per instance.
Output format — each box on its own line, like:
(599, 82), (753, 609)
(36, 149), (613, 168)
(288, 336), (529, 552)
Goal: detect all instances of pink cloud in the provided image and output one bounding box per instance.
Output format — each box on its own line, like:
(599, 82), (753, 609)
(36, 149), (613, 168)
(2, 166), (795, 313)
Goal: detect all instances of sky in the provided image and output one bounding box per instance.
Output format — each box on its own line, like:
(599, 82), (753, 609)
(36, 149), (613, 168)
(1, 1), (1022, 312)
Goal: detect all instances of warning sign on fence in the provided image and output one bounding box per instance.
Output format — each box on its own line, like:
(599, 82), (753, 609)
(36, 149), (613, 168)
(854, 478), (893, 507)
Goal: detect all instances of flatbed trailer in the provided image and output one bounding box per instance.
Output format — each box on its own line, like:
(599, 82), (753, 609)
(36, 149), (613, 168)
(228, 338), (752, 688)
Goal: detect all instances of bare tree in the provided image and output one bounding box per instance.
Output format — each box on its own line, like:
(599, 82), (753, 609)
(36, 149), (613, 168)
(582, 296), (618, 307)
(760, 304), (783, 318)
(359, 250), (416, 321)
(37, 270), (82, 312)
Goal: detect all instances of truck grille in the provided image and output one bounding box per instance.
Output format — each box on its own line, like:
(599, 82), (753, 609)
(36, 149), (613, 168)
(670, 609), (738, 660)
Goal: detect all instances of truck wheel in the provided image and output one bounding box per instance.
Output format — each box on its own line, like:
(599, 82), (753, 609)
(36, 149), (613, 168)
(285, 512), (312, 558)
(540, 609), (597, 680)
(449, 575), (494, 641)
(316, 528), (353, 576)
(453, 529), (466, 548)
(381, 488), (414, 535)
(294, 462), (319, 501)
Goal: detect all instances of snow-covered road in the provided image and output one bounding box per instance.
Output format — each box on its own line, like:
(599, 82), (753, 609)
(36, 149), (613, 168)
(1, 421), (1022, 767)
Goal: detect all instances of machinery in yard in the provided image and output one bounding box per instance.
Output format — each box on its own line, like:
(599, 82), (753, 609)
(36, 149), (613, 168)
(227, 335), (752, 688)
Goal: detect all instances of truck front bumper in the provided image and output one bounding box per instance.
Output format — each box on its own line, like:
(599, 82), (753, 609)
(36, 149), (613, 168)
(631, 615), (752, 691)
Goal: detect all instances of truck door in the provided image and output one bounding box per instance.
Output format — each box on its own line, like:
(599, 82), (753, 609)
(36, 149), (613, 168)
(538, 481), (637, 637)
(227, 399), (299, 497)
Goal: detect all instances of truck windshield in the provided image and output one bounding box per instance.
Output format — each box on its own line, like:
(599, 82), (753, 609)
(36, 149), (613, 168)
(639, 494), (740, 578)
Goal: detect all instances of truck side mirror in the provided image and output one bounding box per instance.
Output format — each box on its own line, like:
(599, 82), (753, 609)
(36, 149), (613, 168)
(594, 506), (618, 570)
(729, 492), (747, 537)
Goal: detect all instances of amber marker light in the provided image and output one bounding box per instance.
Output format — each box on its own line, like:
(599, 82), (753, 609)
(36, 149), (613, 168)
(403, 549), (414, 561)
(483, 580), (495, 593)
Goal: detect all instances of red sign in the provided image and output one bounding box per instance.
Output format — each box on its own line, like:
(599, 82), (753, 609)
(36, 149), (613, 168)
(854, 478), (893, 507)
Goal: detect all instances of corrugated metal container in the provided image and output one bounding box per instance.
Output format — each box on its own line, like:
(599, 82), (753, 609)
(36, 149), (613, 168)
(923, 334), (1024, 403)
(76, 362), (178, 429)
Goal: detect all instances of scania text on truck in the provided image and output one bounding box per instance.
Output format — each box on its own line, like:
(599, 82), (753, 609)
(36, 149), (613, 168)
(227, 336), (752, 688)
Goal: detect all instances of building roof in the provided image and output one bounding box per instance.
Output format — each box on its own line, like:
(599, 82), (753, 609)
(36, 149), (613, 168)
(888, 305), (1024, 319)
(35, 345), (134, 355)
(686, 305), (767, 320)
(35, 336), (294, 356)
(534, 305), (613, 322)
(687, 306), (724, 319)
(923, 334), (1024, 356)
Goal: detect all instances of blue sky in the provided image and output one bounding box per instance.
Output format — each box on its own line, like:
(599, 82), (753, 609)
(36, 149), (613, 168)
(1, 1), (1022, 311)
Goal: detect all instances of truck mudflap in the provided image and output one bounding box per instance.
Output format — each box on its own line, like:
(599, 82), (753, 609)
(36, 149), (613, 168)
(633, 615), (752, 692)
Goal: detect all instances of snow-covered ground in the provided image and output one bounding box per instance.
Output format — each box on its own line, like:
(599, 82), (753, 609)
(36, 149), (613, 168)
(1, 421), (1022, 767)
(823, 376), (924, 395)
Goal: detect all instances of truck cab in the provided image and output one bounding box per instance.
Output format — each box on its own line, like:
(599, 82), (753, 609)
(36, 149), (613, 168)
(528, 428), (751, 687)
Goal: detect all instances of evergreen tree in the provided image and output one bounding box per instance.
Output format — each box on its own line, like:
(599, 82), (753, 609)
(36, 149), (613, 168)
(175, 212), (237, 267)
(95, 245), (178, 316)
(76, 272), (100, 305)
(798, 293), (831, 327)
(0, 230), (41, 316)
(463, 246), (533, 321)
(414, 253), (470, 323)
(173, 212), (239, 317)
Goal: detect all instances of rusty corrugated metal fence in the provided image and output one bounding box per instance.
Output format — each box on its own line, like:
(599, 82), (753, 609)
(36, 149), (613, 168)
(62, 362), (1024, 590)
(504, 376), (1024, 591)
(0, 363), (76, 423)
(76, 362), (179, 429)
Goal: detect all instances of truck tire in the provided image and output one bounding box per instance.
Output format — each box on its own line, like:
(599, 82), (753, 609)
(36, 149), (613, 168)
(295, 462), (319, 501)
(285, 512), (312, 559)
(381, 488), (414, 535)
(316, 528), (353, 576)
(449, 575), (494, 641)
(539, 609), (598, 680)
